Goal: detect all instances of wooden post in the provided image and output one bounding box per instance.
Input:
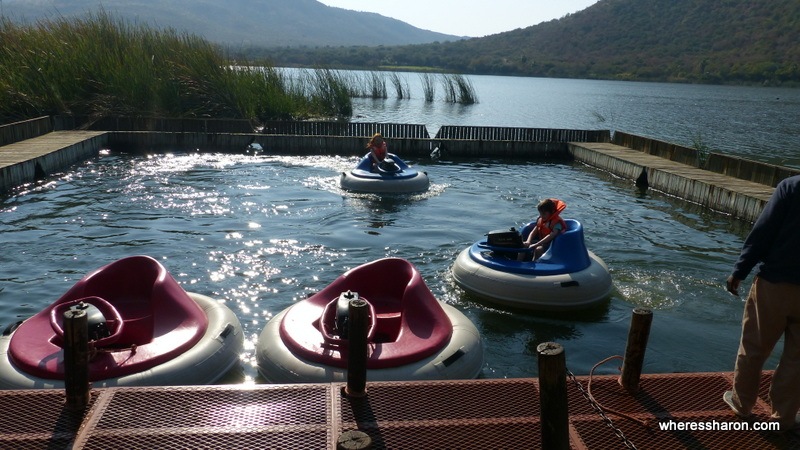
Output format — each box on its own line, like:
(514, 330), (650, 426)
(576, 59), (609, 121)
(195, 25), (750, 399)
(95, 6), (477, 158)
(619, 308), (653, 393)
(537, 342), (569, 450)
(345, 299), (369, 397)
(63, 308), (90, 410)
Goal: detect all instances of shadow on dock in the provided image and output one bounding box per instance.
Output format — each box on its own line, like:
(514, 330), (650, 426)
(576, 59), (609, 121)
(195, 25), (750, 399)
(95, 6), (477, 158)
(1, 371), (797, 449)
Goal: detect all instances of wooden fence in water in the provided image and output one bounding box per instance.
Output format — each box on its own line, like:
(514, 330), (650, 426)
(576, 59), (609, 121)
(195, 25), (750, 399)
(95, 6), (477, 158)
(612, 131), (800, 187)
(0, 116), (53, 147)
(261, 121), (430, 139)
(435, 125), (610, 143)
(3, 116), (798, 187)
(612, 131), (700, 166)
(54, 116), (257, 134)
(52, 117), (430, 139)
(47, 117), (608, 159)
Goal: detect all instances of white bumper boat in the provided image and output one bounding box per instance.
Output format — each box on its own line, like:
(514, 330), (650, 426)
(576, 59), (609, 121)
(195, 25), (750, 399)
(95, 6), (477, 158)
(452, 219), (612, 311)
(340, 153), (430, 193)
(257, 258), (483, 383)
(0, 255), (243, 389)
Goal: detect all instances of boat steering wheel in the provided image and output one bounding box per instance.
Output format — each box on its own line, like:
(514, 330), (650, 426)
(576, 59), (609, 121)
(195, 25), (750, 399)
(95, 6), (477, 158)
(320, 295), (377, 345)
(377, 158), (401, 174)
(50, 296), (124, 347)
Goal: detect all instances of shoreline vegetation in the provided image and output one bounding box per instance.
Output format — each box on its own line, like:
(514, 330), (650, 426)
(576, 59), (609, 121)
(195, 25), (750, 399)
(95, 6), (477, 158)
(0, 13), (477, 125)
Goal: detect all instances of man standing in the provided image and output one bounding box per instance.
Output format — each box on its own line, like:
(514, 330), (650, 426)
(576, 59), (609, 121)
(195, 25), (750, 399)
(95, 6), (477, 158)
(724, 174), (800, 432)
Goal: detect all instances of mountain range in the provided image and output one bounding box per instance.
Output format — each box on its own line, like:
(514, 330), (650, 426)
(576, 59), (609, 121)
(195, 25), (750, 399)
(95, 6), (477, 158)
(259, 0), (800, 85)
(3, 0), (798, 85)
(1, 0), (461, 47)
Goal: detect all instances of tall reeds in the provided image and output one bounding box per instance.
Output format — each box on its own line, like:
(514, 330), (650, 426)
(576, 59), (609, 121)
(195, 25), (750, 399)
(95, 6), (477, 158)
(388, 72), (409, 99)
(343, 71), (387, 99)
(367, 71), (387, 99)
(295, 69), (475, 105)
(0, 12), (348, 123)
(302, 68), (353, 120)
(440, 73), (478, 104)
(420, 73), (436, 102)
(0, 12), (479, 124)
(691, 131), (712, 168)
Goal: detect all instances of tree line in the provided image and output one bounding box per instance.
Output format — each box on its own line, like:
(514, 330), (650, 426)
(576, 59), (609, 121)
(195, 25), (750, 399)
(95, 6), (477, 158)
(247, 0), (800, 86)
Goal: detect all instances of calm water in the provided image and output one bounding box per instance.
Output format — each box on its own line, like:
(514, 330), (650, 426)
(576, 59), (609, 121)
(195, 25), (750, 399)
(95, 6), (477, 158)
(2, 75), (793, 384)
(346, 72), (800, 168)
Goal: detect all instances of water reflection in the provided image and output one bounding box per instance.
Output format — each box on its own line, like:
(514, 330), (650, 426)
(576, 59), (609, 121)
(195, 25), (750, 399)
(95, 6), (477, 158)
(345, 195), (419, 230)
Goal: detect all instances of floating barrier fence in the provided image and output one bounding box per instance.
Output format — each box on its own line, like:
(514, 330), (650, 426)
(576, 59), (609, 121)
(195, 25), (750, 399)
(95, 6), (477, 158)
(4, 116), (796, 188)
(435, 126), (610, 143)
(261, 121), (430, 139)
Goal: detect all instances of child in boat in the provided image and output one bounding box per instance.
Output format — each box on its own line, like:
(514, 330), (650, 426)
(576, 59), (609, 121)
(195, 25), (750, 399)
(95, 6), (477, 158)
(366, 133), (388, 172)
(522, 198), (567, 261)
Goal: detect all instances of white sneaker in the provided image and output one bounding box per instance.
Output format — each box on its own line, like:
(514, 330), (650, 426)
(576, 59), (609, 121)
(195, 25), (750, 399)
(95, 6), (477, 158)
(723, 390), (750, 418)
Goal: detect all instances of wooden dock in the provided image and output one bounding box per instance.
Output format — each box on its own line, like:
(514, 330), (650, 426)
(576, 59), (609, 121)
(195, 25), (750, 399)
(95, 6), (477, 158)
(568, 141), (775, 222)
(0, 130), (107, 194)
(1, 371), (797, 449)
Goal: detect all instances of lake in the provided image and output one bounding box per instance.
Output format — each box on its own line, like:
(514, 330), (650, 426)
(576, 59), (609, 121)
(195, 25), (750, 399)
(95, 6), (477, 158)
(1, 74), (793, 384)
(346, 71), (800, 169)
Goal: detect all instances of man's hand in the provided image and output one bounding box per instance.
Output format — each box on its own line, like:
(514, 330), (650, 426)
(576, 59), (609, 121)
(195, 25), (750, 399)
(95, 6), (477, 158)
(726, 275), (741, 296)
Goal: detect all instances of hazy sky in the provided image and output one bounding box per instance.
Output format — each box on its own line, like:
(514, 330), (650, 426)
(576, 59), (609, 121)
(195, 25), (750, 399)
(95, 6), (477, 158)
(317, 0), (600, 37)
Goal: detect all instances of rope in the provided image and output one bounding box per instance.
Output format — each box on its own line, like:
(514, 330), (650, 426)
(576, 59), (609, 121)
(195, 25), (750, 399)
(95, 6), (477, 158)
(586, 355), (654, 429)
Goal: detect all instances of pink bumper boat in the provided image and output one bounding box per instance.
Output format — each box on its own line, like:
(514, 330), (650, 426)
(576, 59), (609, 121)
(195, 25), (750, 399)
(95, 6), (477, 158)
(0, 255), (242, 389)
(256, 258), (483, 383)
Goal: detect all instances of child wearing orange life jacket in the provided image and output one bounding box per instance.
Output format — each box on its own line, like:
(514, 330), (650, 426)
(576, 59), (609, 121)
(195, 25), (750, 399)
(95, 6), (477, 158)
(523, 198), (567, 261)
(366, 133), (388, 172)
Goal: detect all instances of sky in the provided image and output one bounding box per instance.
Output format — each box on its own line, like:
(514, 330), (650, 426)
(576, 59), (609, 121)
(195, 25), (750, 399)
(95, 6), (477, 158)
(316, 0), (600, 37)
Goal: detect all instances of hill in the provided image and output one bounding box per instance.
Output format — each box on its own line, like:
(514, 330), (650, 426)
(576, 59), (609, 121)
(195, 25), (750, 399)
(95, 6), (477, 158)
(4, 0), (798, 85)
(0, 0), (462, 47)
(261, 0), (800, 85)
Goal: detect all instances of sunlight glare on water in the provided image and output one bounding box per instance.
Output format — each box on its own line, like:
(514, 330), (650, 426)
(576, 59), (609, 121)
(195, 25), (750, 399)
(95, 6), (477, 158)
(0, 150), (766, 383)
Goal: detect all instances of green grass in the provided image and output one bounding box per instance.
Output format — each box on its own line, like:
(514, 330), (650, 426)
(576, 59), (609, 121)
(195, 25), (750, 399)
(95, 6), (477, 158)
(0, 12), (350, 123)
(0, 13), (480, 124)
(691, 132), (712, 168)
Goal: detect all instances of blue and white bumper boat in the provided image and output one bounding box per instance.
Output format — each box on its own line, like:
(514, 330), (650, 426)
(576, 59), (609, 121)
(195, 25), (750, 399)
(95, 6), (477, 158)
(452, 219), (612, 311)
(340, 153), (429, 193)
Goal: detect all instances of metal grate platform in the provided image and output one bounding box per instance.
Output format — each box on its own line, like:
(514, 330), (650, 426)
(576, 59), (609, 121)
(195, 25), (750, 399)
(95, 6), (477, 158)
(569, 371), (800, 449)
(1, 372), (798, 449)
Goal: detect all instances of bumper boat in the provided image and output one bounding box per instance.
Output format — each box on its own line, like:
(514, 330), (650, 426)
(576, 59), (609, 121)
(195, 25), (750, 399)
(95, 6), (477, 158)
(256, 258), (483, 383)
(0, 255), (243, 389)
(340, 153), (430, 193)
(452, 219), (612, 311)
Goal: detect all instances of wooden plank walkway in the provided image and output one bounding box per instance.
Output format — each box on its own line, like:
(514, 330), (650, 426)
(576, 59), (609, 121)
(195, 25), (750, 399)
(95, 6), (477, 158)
(1, 371), (797, 449)
(569, 142), (775, 222)
(0, 131), (107, 194)
(0, 131), (107, 169)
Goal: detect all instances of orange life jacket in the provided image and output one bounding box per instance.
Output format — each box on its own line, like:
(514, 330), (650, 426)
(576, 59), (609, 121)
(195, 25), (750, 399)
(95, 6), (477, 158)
(369, 142), (387, 161)
(535, 199), (567, 238)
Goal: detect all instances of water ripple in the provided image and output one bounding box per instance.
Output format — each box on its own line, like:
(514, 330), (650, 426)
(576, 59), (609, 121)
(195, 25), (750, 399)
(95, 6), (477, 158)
(0, 152), (761, 381)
